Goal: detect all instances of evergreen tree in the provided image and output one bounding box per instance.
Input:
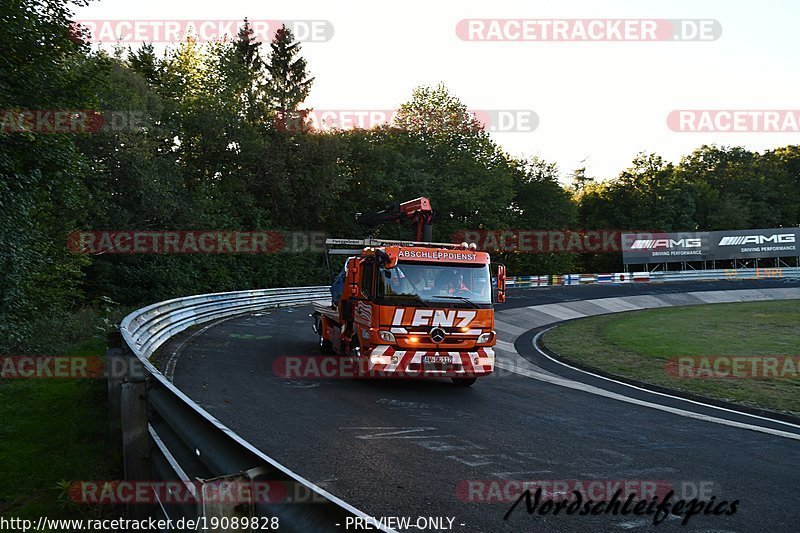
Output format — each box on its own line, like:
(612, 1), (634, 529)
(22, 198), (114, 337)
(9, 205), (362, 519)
(235, 18), (262, 71)
(225, 18), (267, 122)
(569, 163), (593, 193)
(265, 26), (314, 118)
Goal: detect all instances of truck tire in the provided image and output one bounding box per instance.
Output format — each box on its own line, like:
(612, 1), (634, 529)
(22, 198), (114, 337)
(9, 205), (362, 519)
(317, 320), (333, 354)
(319, 334), (333, 354)
(349, 335), (362, 358)
(451, 377), (477, 387)
(349, 335), (366, 379)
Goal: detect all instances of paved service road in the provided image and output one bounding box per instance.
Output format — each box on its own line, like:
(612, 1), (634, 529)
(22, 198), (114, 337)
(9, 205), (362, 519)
(164, 279), (800, 532)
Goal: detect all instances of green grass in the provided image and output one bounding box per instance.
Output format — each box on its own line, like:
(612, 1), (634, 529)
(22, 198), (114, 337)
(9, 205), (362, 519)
(543, 300), (800, 415)
(0, 337), (122, 519)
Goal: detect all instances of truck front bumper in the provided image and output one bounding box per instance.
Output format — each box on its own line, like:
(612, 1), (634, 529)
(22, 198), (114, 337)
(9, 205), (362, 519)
(362, 346), (495, 378)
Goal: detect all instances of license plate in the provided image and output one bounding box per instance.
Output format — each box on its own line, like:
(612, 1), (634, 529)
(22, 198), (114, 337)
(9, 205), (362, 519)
(423, 355), (452, 364)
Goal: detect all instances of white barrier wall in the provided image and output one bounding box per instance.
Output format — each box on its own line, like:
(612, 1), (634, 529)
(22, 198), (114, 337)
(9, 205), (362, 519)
(506, 267), (799, 287)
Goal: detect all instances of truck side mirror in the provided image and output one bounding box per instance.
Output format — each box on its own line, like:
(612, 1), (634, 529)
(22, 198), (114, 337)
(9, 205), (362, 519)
(375, 249), (391, 266)
(347, 259), (361, 297)
(497, 264), (506, 303)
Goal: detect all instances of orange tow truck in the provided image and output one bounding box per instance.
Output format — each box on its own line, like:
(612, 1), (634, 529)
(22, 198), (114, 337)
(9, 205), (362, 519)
(311, 198), (506, 386)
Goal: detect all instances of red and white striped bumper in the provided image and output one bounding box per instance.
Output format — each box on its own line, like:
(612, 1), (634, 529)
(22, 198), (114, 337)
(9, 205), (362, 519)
(364, 345), (495, 378)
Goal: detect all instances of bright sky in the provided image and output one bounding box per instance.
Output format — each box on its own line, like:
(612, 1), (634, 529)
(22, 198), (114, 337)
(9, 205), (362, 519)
(73, 0), (800, 182)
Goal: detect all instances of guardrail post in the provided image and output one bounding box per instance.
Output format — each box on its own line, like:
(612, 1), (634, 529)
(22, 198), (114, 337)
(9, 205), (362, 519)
(106, 347), (124, 442)
(107, 331), (123, 442)
(198, 474), (254, 532)
(121, 377), (152, 519)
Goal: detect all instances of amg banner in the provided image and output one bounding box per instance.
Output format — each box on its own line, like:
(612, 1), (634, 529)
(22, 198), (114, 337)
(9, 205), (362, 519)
(622, 228), (800, 264)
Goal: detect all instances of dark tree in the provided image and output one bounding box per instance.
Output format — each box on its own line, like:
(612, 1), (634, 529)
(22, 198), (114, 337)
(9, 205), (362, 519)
(235, 18), (263, 71)
(265, 25), (314, 114)
(128, 43), (160, 83)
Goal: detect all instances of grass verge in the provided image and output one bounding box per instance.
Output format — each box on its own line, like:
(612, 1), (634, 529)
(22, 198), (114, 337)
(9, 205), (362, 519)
(0, 336), (123, 520)
(543, 300), (800, 415)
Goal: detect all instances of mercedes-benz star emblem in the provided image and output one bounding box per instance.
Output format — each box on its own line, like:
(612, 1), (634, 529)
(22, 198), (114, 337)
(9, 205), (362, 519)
(429, 327), (447, 343)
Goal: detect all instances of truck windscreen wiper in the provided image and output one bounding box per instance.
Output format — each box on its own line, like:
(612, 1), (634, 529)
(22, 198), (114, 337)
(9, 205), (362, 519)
(428, 295), (480, 309)
(386, 293), (430, 307)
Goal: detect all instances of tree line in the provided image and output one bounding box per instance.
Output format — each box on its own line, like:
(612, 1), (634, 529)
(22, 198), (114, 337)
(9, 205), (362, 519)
(1, 0), (798, 352)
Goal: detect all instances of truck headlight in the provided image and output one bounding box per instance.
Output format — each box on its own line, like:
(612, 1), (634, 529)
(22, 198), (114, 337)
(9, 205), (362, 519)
(477, 332), (493, 344)
(379, 331), (396, 343)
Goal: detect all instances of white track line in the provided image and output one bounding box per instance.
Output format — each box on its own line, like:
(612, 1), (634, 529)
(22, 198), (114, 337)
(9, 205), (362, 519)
(495, 330), (800, 441)
(532, 329), (800, 432)
(164, 315), (242, 382)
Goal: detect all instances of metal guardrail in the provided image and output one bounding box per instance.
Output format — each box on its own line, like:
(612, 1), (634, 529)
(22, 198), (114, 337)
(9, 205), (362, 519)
(111, 287), (392, 532)
(648, 267), (800, 282)
(507, 267), (800, 287)
(108, 268), (799, 529)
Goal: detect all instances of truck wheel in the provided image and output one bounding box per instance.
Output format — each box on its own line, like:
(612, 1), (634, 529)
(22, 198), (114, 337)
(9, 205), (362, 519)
(349, 336), (366, 378)
(451, 377), (477, 387)
(317, 323), (333, 354)
(349, 335), (362, 358)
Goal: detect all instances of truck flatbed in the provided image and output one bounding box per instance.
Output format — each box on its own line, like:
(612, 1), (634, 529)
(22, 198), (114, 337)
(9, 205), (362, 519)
(312, 300), (340, 322)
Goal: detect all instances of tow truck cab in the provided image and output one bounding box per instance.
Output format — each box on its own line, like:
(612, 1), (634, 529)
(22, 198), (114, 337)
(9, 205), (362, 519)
(312, 240), (506, 386)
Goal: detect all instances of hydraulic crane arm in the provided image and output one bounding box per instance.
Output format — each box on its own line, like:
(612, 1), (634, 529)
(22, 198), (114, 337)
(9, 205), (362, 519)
(356, 197), (434, 242)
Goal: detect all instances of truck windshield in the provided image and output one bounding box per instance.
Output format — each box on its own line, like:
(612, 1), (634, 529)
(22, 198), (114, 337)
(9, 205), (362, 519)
(377, 262), (493, 307)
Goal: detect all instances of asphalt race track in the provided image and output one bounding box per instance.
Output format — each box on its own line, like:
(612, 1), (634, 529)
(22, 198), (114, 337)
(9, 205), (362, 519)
(162, 279), (800, 532)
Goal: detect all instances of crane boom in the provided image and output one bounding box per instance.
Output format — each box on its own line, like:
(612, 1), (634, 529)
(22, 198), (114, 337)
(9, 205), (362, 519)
(356, 197), (434, 242)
